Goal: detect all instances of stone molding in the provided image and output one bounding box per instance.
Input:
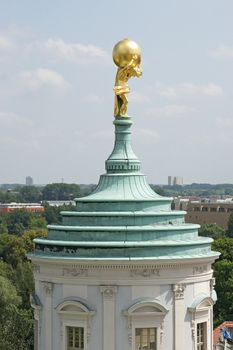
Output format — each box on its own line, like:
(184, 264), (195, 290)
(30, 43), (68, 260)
(173, 283), (186, 299)
(100, 285), (118, 299)
(193, 265), (207, 274)
(160, 319), (165, 345)
(62, 267), (88, 277)
(130, 268), (160, 277)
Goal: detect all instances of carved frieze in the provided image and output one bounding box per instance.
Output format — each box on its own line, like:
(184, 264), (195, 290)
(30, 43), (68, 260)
(63, 267), (88, 277)
(130, 268), (160, 277)
(193, 265), (207, 275)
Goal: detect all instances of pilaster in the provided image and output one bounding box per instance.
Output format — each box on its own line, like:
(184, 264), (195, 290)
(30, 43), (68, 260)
(173, 283), (186, 350)
(43, 282), (53, 350)
(100, 286), (118, 350)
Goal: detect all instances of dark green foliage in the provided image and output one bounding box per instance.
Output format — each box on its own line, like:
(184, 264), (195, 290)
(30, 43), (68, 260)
(158, 183), (233, 197)
(227, 212), (233, 238)
(42, 183), (81, 200)
(0, 209), (47, 236)
(150, 185), (166, 196)
(43, 202), (76, 224)
(18, 186), (42, 202)
(0, 234), (26, 267)
(212, 238), (233, 326)
(213, 259), (233, 326)
(0, 305), (34, 350)
(0, 191), (19, 203)
(212, 238), (233, 261)
(199, 224), (226, 240)
(0, 226), (47, 349)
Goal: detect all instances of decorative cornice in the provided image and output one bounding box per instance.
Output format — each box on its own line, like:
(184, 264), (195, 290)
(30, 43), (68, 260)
(63, 267), (88, 277)
(193, 265), (207, 274)
(130, 268), (160, 277)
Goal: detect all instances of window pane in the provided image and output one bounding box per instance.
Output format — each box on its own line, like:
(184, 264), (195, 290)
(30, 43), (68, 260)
(135, 328), (157, 350)
(67, 327), (84, 350)
(196, 322), (207, 350)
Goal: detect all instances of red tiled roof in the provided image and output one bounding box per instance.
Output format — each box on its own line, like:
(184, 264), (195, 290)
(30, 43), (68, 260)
(213, 321), (233, 346)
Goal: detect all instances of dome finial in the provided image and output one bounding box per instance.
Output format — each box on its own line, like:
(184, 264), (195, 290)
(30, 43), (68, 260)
(112, 39), (142, 118)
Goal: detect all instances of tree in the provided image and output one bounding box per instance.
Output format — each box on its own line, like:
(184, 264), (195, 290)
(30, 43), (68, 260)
(0, 234), (26, 267)
(212, 237), (233, 261)
(199, 223), (225, 240)
(6, 209), (33, 235)
(43, 202), (75, 224)
(213, 259), (233, 326)
(22, 228), (48, 252)
(227, 212), (233, 238)
(42, 183), (81, 200)
(19, 186), (42, 203)
(212, 238), (233, 326)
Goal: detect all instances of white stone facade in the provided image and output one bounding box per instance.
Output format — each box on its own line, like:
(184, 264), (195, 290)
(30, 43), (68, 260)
(31, 256), (216, 350)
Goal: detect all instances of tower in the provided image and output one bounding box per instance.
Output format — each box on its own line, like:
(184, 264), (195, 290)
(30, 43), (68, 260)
(26, 176), (34, 186)
(28, 39), (219, 350)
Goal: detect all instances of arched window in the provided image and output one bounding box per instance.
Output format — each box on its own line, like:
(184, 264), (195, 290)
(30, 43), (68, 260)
(123, 298), (169, 350)
(188, 293), (216, 350)
(56, 299), (95, 350)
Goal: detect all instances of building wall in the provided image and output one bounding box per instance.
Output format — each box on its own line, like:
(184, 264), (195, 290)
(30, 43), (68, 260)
(32, 259), (216, 350)
(185, 203), (233, 229)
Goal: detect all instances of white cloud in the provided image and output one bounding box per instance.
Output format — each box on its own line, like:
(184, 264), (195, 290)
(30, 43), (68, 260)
(44, 38), (109, 63)
(0, 111), (31, 127)
(155, 82), (223, 98)
(84, 94), (104, 103)
(209, 45), (233, 60)
(215, 117), (233, 129)
(129, 92), (150, 103)
(181, 83), (223, 97)
(0, 34), (15, 51)
(135, 128), (160, 143)
(147, 104), (195, 117)
(158, 87), (177, 98)
(19, 68), (69, 91)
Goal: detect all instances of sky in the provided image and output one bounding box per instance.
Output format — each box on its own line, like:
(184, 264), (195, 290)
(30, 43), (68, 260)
(0, 0), (233, 185)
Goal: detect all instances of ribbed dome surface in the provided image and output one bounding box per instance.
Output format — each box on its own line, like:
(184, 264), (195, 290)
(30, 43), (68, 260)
(31, 117), (219, 261)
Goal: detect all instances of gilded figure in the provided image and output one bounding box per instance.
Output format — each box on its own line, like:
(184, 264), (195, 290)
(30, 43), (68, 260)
(113, 39), (142, 117)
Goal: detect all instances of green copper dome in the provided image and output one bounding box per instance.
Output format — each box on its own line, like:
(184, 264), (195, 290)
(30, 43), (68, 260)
(29, 117), (219, 261)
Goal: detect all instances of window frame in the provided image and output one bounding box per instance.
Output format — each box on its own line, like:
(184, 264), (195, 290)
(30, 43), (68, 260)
(135, 326), (157, 350)
(56, 300), (95, 350)
(123, 299), (168, 350)
(196, 322), (207, 350)
(188, 294), (215, 350)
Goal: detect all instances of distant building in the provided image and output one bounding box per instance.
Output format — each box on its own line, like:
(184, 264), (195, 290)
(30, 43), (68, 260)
(168, 175), (173, 186)
(168, 175), (183, 186)
(0, 202), (44, 213)
(185, 200), (233, 229)
(26, 176), (34, 186)
(45, 200), (75, 207)
(214, 321), (233, 349)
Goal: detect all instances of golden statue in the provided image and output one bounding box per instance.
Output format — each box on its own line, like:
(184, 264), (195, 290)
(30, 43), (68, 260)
(113, 39), (142, 117)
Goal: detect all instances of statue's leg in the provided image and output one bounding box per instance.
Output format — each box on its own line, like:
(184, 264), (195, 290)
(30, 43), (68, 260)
(114, 96), (119, 116)
(120, 94), (128, 116)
